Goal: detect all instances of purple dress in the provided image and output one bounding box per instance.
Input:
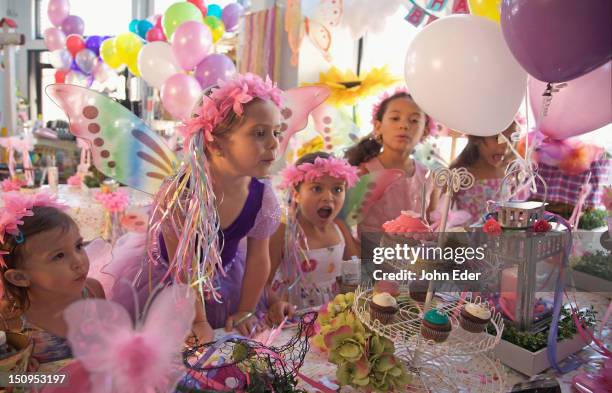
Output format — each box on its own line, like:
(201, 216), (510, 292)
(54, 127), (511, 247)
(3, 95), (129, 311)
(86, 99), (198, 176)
(113, 178), (281, 329)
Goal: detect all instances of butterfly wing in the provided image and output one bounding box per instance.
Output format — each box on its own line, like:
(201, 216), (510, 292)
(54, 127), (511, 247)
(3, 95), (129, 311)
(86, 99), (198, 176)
(342, 169), (404, 226)
(279, 86), (330, 155)
(305, 0), (343, 60)
(311, 103), (361, 154)
(46, 84), (178, 195)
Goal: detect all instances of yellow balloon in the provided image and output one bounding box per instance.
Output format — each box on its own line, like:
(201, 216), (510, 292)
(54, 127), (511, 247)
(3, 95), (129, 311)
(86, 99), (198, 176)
(127, 59), (140, 77)
(211, 21), (225, 43)
(100, 38), (122, 69)
(468, 0), (501, 23)
(115, 32), (143, 63)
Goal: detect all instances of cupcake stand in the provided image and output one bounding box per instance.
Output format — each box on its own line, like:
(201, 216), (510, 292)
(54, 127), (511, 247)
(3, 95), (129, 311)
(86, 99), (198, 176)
(353, 168), (508, 392)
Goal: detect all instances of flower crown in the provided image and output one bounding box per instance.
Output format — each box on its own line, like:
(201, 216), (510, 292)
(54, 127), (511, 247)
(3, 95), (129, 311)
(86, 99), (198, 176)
(0, 191), (68, 266)
(179, 73), (283, 143)
(279, 156), (359, 189)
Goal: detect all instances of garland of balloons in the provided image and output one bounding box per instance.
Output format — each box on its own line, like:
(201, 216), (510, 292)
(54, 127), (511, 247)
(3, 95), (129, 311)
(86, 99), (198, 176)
(44, 0), (244, 121)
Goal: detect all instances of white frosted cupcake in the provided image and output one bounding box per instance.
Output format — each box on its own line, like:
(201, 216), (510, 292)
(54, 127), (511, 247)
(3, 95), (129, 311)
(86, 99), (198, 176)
(459, 303), (492, 333)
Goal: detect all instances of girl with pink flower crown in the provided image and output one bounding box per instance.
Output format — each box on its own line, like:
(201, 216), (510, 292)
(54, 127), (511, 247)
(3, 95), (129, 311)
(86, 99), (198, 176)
(345, 90), (439, 234)
(266, 152), (360, 320)
(0, 191), (105, 364)
(131, 73), (283, 342)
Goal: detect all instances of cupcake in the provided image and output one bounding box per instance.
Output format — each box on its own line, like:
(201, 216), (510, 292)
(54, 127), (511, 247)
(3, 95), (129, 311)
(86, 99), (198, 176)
(373, 280), (400, 298)
(459, 303), (492, 333)
(369, 292), (398, 325)
(409, 280), (431, 303)
(420, 309), (452, 342)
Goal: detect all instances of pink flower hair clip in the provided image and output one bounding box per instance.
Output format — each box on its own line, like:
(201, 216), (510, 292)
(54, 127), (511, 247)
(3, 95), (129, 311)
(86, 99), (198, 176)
(279, 156), (359, 189)
(0, 191), (68, 266)
(178, 73), (283, 144)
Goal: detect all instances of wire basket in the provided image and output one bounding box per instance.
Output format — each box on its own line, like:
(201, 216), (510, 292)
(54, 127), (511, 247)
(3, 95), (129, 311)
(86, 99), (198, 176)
(490, 170), (548, 229)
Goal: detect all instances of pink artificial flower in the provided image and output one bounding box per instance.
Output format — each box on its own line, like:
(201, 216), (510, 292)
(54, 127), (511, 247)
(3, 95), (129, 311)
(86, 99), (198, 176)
(1, 178), (24, 192)
(95, 190), (130, 213)
(67, 174), (83, 186)
(279, 156), (359, 189)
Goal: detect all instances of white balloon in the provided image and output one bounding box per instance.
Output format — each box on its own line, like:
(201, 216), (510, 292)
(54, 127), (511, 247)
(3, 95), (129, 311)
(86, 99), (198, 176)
(404, 15), (527, 137)
(65, 71), (91, 87)
(138, 41), (182, 89)
(49, 49), (72, 71)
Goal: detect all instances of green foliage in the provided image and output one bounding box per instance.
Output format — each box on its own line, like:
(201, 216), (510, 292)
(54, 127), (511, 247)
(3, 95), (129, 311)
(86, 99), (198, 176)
(578, 209), (608, 230)
(573, 251), (612, 281)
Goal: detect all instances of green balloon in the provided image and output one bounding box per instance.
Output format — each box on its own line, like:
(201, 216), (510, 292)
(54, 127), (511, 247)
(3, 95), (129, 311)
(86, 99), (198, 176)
(204, 15), (221, 30)
(162, 2), (203, 40)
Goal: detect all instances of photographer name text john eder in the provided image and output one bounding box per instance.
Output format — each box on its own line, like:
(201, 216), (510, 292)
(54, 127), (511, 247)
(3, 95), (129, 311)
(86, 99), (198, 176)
(373, 269), (482, 281)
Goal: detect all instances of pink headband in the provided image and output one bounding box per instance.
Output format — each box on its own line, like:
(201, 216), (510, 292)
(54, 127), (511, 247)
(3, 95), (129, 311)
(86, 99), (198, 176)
(178, 73), (283, 144)
(0, 191), (68, 266)
(279, 156), (359, 189)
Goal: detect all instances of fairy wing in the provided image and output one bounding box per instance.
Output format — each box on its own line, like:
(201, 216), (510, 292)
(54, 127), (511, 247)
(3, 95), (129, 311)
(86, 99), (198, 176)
(305, 0), (343, 61)
(342, 169), (404, 226)
(279, 85), (330, 155)
(46, 84), (178, 195)
(311, 103), (361, 153)
(64, 284), (195, 393)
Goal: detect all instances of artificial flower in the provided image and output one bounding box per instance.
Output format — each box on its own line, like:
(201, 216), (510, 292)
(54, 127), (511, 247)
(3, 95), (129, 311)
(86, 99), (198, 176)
(533, 219), (552, 233)
(305, 66), (400, 107)
(483, 218), (502, 236)
(0, 178), (24, 192)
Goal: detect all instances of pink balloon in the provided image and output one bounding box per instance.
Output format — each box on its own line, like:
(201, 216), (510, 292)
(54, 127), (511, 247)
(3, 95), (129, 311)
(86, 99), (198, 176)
(48, 0), (70, 27)
(160, 74), (202, 120)
(43, 27), (66, 51)
(194, 54), (236, 89)
(146, 27), (166, 42)
(171, 21), (212, 71)
(61, 15), (85, 36)
(530, 61), (611, 140)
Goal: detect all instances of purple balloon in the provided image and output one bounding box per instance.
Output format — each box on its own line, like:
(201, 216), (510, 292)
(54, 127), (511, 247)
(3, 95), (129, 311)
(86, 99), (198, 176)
(500, 0), (612, 83)
(61, 15), (85, 36)
(221, 3), (243, 32)
(85, 36), (103, 56)
(70, 59), (81, 72)
(48, 0), (70, 27)
(194, 54), (236, 90)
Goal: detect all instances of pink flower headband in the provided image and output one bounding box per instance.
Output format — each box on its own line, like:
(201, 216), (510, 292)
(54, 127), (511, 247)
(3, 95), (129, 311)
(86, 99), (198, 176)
(179, 73), (283, 143)
(0, 191), (68, 265)
(279, 156), (359, 189)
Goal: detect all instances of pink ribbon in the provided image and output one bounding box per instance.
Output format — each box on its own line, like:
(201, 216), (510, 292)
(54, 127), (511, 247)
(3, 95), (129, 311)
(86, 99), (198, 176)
(568, 173), (592, 229)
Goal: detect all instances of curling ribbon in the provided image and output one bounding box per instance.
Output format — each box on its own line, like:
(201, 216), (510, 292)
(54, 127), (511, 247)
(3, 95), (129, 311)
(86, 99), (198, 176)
(565, 290), (611, 358)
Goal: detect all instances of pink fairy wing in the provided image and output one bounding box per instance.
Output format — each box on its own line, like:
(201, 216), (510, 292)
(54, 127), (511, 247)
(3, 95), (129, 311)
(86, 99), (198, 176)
(84, 238), (114, 295)
(279, 86), (330, 154)
(311, 103), (361, 152)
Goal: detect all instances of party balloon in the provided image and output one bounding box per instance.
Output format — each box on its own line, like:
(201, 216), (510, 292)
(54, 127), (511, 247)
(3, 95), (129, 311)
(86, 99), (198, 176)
(194, 53), (236, 89)
(66, 34), (85, 57)
(85, 35), (103, 56)
(55, 69), (67, 83)
(222, 3), (243, 32)
(43, 27), (66, 51)
(65, 71), (91, 87)
(70, 59), (81, 72)
(207, 4), (223, 19)
(204, 15), (221, 29)
(75, 49), (97, 74)
(500, 0), (611, 83)
(210, 20), (225, 43)
(154, 14), (162, 28)
(47, 0), (70, 27)
(127, 60), (141, 77)
(529, 62), (612, 140)
(138, 41), (182, 88)
(145, 27), (166, 42)
(162, 2), (203, 40)
(137, 20), (154, 39)
(188, 0), (208, 17)
(404, 15), (527, 136)
(172, 21), (212, 71)
(129, 19), (139, 34)
(49, 49), (72, 71)
(161, 74), (202, 120)
(468, 0), (501, 23)
(100, 38), (122, 69)
(61, 15), (85, 36)
(92, 61), (114, 84)
(115, 32), (143, 64)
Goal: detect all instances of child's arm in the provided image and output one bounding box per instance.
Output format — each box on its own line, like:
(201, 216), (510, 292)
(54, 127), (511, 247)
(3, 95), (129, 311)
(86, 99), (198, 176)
(336, 219), (360, 260)
(225, 236), (271, 336)
(267, 223), (285, 285)
(265, 223), (296, 325)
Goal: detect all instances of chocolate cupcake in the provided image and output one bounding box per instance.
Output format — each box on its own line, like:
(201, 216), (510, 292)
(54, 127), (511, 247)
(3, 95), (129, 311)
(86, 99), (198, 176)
(409, 280), (432, 303)
(369, 292), (398, 325)
(420, 309), (452, 342)
(459, 303), (492, 333)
